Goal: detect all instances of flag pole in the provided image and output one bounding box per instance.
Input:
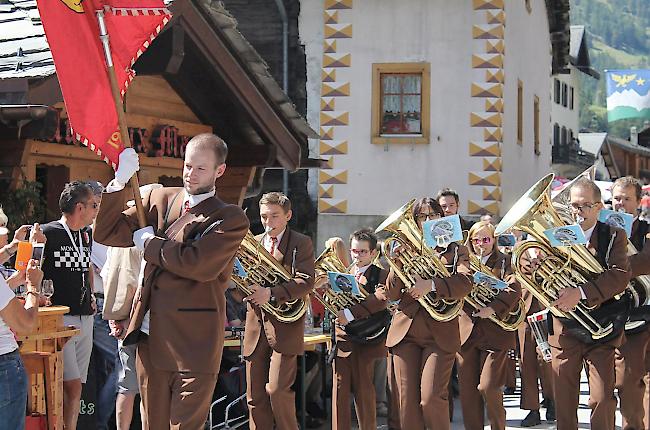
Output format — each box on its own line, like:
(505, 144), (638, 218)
(96, 9), (147, 228)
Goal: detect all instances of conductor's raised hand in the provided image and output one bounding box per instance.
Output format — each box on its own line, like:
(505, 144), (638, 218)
(245, 284), (271, 306)
(114, 148), (140, 186)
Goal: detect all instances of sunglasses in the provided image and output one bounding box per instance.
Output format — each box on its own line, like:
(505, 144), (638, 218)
(471, 237), (493, 245)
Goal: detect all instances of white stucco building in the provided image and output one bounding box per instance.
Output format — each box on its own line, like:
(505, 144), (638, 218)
(551, 25), (600, 178)
(300, 0), (572, 246)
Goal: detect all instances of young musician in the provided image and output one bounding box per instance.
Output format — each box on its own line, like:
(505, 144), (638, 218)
(332, 229), (390, 430)
(528, 178), (630, 430)
(243, 192), (315, 430)
(380, 197), (472, 429)
(611, 176), (650, 430)
(457, 221), (522, 430)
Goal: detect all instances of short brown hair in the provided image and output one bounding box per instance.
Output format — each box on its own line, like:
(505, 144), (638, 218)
(350, 228), (378, 251)
(412, 197), (444, 219)
(570, 177), (601, 202)
(613, 176), (642, 201)
(259, 192), (291, 212)
(436, 188), (459, 204)
(187, 133), (228, 165)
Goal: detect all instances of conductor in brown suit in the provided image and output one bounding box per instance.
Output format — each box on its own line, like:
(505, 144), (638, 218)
(94, 134), (249, 429)
(243, 192), (315, 430)
(536, 178), (630, 430)
(379, 197), (472, 429)
(611, 176), (650, 430)
(331, 228), (390, 430)
(457, 221), (522, 430)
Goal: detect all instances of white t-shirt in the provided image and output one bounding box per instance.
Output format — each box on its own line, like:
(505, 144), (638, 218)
(0, 276), (18, 354)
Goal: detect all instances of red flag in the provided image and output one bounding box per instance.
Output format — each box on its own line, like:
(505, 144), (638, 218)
(36, 0), (171, 168)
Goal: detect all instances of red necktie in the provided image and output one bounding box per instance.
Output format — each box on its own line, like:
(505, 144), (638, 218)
(269, 236), (278, 256)
(183, 200), (191, 214)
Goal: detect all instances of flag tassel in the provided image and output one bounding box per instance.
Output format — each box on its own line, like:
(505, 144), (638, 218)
(97, 9), (147, 229)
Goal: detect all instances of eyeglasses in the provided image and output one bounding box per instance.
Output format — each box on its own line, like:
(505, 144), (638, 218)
(350, 248), (370, 255)
(471, 237), (493, 245)
(416, 213), (439, 221)
(83, 201), (99, 209)
(570, 202), (597, 212)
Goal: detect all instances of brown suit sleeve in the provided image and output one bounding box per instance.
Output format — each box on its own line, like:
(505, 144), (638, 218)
(350, 268), (389, 319)
(144, 206), (249, 282)
(383, 266), (405, 302)
(94, 188), (154, 247)
(271, 235), (315, 304)
(433, 244), (473, 300)
(581, 227), (631, 307)
(488, 257), (522, 317)
(630, 242), (650, 278)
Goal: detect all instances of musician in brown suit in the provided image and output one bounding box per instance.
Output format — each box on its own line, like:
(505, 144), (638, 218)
(332, 229), (390, 430)
(243, 192), (315, 430)
(534, 178), (630, 430)
(379, 197), (472, 429)
(457, 221), (522, 430)
(611, 176), (650, 430)
(93, 134), (250, 428)
(518, 288), (555, 426)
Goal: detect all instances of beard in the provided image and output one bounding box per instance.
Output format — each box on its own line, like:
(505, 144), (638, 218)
(184, 181), (215, 196)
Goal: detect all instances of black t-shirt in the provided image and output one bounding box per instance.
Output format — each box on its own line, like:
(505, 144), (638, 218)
(42, 221), (93, 315)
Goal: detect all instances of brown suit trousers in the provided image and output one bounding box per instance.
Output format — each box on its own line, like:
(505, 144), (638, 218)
(332, 341), (385, 430)
(616, 328), (650, 429)
(245, 336), (298, 430)
(457, 334), (508, 430)
(137, 339), (218, 430)
(386, 350), (401, 430)
(392, 312), (456, 430)
(518, 321), (554, 411)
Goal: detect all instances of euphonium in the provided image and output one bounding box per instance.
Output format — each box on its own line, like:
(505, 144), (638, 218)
(466, 253), (526, 331)
(231, 231), (306, 323)
(313, 245), (367, 315)
(551, 167), (650, 331)
(375, 199), (463, 322)
(495, 173), (621, 341)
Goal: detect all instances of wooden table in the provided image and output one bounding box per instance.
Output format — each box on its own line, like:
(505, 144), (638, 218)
(18, 306), (79, 430)
(223, 331), (331, 430)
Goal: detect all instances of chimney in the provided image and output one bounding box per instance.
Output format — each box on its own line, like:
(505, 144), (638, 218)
(631, 126), (638, 146)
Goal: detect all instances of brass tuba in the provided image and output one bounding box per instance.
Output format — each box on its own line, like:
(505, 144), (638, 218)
(231, 231), (306, 323)
(551, 167), (650, 331)
(313, 245), (367, 315)
(375, 199), (463, 322)
(495, 173), (621, 341)
(466, 253), (526, 331)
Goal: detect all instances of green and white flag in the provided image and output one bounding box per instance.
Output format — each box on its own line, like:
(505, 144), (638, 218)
(606, 69), (650, 122)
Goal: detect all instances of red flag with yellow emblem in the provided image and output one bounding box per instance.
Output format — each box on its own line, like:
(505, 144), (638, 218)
(36, 0), (171, 168)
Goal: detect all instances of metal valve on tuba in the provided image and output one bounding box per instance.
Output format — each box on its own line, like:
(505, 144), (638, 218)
(313, 245), (367, 315)
(495, 173), (623, 341)
(230, 230), (307, 323)
(375, 199), (463, 322)
(466, 253), (526, 331)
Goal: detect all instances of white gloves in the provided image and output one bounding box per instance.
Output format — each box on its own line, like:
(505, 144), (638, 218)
(114, 148), (140, 187)
(133, 226), (155, 251)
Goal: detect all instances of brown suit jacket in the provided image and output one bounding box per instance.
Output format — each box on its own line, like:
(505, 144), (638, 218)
(94, 187), (249, 374)
(336, 264), (390, 358)
(243, 229), (315, 357)
(459, 249), (522, 351)
(630, 219), (650, 278)
(550, 221), (631, 348)
(383, 242), (473, 353)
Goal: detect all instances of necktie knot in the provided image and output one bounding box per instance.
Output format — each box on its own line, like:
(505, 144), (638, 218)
(269, 236), (278, 256)
(183, 200), (191, 214)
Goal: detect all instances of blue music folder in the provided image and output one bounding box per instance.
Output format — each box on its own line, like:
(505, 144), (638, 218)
(327, 271), (361, 295)
(543, 225), (588, 247)
(233, 258), (247, 278)
(598, 209), (633, 238)
(473, 271), (510, 292)
(423, 214), (463, 248)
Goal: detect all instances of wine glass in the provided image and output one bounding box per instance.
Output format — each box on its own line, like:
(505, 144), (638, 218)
(41, 280), (54, 305)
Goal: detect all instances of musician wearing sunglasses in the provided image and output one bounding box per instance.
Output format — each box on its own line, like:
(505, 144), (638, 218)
(456, 221), (521, 430)
(610, 176), (650, 430)
(379, 197), (472, 429)
(331, 229), (389, 430)
(547, 178), (630, 430)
